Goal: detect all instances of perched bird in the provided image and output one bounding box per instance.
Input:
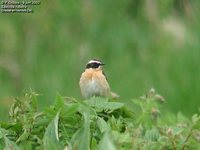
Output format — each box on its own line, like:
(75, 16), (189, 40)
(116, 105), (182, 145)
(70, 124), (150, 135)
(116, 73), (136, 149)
(79, 59), (119, 99)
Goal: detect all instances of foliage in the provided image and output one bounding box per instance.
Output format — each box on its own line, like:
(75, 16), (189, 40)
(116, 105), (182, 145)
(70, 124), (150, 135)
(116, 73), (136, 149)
(0, 89), (200, 150)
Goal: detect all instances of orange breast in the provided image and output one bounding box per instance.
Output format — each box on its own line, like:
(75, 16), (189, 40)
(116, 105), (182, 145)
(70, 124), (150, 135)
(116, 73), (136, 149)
(83, 69), (103, 80)
(79, 68), (111, 98)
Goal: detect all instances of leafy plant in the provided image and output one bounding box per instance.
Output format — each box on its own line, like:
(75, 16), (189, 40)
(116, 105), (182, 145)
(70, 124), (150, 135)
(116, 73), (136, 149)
(0, 89), (199, 150)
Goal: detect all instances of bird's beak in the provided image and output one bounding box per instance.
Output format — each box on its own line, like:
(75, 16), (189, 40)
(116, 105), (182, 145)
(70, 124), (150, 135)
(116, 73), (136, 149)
(101, 63), (106, 66)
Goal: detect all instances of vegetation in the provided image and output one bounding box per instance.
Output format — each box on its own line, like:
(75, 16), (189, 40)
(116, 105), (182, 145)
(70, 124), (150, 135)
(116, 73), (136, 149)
(0, 89), (199, 149)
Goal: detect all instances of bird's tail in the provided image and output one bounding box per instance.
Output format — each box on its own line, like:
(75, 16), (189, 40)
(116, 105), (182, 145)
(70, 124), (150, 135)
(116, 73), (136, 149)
(110, 91), (120, 99)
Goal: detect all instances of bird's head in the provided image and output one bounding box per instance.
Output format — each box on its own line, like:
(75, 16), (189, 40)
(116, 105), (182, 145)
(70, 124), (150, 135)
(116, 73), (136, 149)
(86, 59), (105, 70)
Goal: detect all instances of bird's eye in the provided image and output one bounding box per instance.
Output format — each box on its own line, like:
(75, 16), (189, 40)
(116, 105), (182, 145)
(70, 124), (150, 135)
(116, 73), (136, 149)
(86, 62), (100, 69)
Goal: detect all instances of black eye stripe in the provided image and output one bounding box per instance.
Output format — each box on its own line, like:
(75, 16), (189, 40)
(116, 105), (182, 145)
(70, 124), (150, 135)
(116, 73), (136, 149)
(86, 62), (101, 69)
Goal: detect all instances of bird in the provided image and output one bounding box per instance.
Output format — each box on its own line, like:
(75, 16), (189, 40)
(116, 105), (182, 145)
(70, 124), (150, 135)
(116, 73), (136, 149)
(79, 59), (119, 99)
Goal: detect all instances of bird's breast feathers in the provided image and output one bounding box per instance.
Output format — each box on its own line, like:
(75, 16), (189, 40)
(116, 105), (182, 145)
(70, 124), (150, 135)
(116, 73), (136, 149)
(79, 69), (110, 98)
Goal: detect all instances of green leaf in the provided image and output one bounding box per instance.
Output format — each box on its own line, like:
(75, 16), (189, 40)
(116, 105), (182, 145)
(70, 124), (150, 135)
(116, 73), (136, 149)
(54, 94), (65, 110)
(0, 128), (7, 139)
(16, 131), (30, 143)
(104, 102), (124, 112)
(4, 136), (21, 150)
(61, 103), (79, 118)
(18, 141), (33, 150)
(43, 111), (62, 150)
(192, 114), (200, 125)
(172, 127), (184, 136)
(85, 97), (124, 112)
(112, 130), (132, 144)
(97, 117), (110, 133)
(86, 97), (109, 112)
(70, 113), (90, 150)
(98, 132), (116, 150)
(124, 99), (141, 114)
(144, 128), (160, 141)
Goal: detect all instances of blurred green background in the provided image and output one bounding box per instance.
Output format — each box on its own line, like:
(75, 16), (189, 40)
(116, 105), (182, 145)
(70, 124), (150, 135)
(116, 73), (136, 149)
(0, 0), (200, 120)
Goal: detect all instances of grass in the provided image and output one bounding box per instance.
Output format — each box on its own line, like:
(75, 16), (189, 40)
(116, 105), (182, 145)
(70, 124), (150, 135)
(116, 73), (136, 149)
(1, 1), (200, 119)
(0, 89), (199, 149)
